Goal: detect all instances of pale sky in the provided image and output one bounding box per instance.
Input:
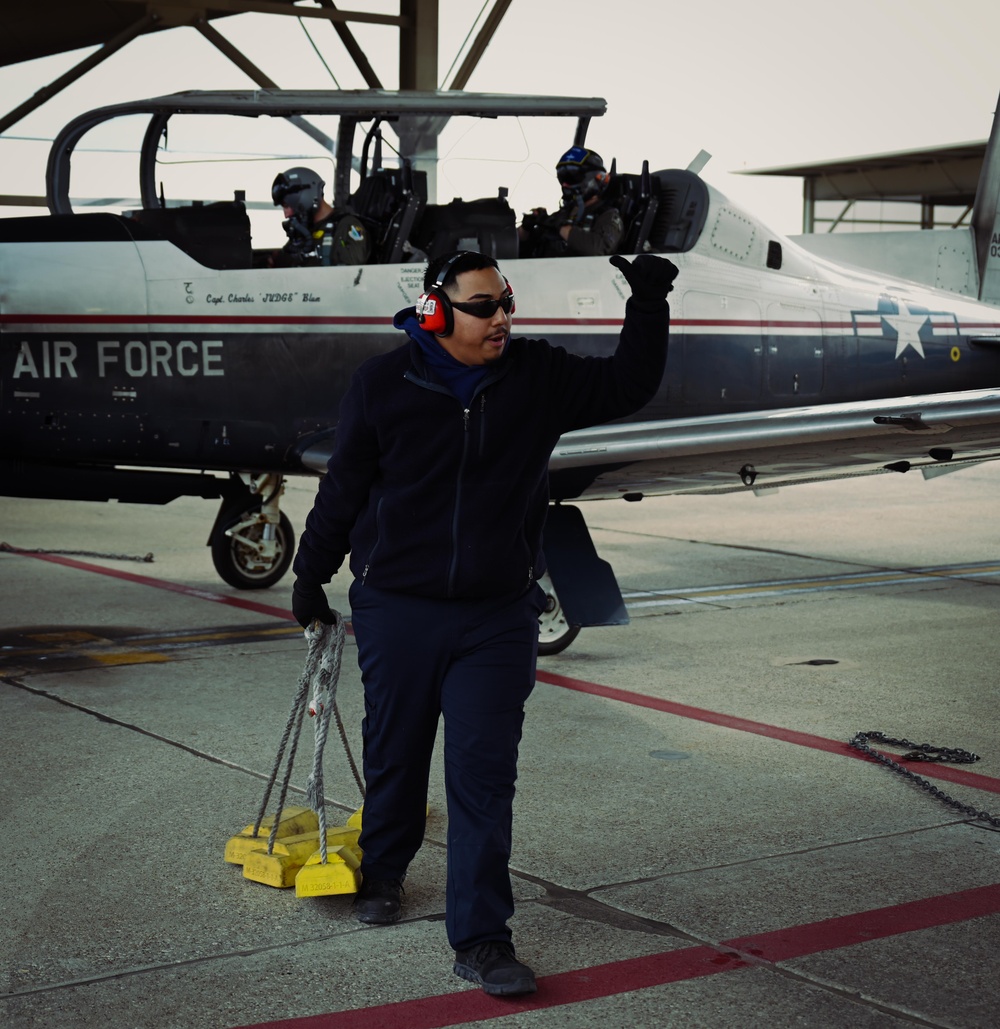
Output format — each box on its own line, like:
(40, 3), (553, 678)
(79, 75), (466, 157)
(1, 0), (998, 244)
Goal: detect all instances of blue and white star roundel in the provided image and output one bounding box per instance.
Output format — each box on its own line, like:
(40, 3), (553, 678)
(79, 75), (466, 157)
(851, 295), (960, 359)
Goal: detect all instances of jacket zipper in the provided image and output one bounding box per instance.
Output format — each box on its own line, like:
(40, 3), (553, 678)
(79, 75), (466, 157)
(447, 407), (471, 595)
(361, 497), (384, 586)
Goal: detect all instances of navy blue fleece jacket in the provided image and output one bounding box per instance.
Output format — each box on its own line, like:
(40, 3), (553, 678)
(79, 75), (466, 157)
(292, 296), (669, 599)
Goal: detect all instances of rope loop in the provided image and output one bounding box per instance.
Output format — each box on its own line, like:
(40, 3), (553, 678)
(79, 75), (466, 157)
(250, 612), (363, 862)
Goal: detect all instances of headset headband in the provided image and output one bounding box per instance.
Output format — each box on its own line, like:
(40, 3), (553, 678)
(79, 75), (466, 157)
(430, 250), (474, 292)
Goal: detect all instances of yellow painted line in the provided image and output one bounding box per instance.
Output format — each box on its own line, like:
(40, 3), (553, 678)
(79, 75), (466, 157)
(0, 623), (302, 664)
(90, 651), (172, 666)
(25, 630), (103, 644)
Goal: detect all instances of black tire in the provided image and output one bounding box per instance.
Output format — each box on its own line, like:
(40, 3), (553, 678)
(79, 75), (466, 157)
(536, 572), (581, 655)
(210, 509), (294, 590)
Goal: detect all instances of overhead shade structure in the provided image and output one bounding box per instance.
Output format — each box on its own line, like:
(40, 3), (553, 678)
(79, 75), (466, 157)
(742, 141), (988, 232)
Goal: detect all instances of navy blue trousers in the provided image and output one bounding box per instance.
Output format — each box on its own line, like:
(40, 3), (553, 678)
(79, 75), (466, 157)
(348, 580), (543, 951)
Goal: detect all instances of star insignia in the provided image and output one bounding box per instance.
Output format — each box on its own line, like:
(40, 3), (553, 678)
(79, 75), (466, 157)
(881, 302), (929, 359)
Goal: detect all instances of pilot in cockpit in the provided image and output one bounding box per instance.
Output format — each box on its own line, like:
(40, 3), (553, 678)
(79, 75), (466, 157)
(518, 147), (624, 259)
(270, 166), (370, 267)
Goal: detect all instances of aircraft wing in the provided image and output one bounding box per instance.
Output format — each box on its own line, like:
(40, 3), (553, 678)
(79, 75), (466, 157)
(548, 388), (1000, 500)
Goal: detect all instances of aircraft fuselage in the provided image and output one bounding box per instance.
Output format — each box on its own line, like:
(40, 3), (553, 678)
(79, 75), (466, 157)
(3, 227), (1000, 489)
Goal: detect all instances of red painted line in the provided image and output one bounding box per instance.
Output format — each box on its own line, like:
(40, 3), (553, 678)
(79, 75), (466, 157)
(535, 669), (1000, 794)
(723, 881), (1000, 961)
(4, 549), (292, 619)
(231, 946), (737, 1029)
(10, 547), (999, 793)
(231, 882), (1000, 1029)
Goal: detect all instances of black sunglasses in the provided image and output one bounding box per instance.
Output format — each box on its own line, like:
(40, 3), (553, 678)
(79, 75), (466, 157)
(450, 292), (514, 319)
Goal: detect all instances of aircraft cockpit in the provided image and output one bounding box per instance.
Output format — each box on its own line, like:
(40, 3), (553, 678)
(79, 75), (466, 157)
(36, 89), (711, 271)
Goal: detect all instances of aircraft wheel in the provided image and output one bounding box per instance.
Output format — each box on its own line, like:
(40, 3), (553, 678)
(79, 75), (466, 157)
(211, 509), (294, 590)
(536, 573), (581, 655)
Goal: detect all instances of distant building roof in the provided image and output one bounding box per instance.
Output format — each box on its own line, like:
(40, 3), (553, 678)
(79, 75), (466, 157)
(741, 142), (987, 231)
(742, 142), (986, 203)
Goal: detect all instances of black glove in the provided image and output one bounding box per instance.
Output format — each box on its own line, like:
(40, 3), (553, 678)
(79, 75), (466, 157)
(610, 254), (678, 302)
(291, 579), (336, 629)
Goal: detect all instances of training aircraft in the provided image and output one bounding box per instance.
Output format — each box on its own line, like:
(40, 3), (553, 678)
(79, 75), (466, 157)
(3, 88), (1000, 653)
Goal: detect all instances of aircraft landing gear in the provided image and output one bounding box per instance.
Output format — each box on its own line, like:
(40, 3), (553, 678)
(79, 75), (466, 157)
(210, 473), (294, 589)
(536, 572), (581, 655)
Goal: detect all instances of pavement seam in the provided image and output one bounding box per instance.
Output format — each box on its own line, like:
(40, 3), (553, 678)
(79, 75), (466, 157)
(0, 675), (359, 813)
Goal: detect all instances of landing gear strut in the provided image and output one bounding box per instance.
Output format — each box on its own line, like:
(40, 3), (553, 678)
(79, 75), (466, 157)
(210, 473), (294, 589)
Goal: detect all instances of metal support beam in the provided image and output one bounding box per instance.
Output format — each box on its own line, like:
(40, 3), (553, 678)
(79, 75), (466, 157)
(195, 19), (336, 152)
(317, 0), (383, 88)
(399, 0), (439, 91)
(827, 199), (855, 233)
(109, 0), (407, 27)
(0, 12), (158, 136)
(802, 177), (815, 233)
(447, 0), (513, 90)
(0, 194), (46, 207)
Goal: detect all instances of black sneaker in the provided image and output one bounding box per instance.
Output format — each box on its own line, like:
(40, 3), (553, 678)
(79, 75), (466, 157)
(353, 876), (404, 924)
(453, 941), (537, 996)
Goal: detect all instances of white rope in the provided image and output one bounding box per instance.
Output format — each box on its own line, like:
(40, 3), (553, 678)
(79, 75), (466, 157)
(250, 613), (351, 861)
(303, 615), (347, 863)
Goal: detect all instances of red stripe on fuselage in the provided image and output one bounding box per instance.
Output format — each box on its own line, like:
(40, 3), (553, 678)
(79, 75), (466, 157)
(5, 312), (1000, 331)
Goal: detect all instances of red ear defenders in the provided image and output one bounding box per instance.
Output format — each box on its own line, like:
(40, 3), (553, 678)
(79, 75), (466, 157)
(416, 252), (514, 337)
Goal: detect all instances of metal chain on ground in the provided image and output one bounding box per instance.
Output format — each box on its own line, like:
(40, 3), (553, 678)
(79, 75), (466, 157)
(849, 730), (1000, 828)
(0, 542), (154, 562)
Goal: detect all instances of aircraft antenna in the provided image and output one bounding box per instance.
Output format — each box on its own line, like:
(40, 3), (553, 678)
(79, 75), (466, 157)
(686, 150), (712, 175)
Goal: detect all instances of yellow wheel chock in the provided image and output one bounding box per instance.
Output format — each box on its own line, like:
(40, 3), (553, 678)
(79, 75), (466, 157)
(224, 806), (320, 866)
(224, 616), (370, 898)
(243, 825), (361, 888)
(295, 843), (362, 897)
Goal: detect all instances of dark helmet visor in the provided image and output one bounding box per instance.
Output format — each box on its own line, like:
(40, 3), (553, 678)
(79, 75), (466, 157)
(557, 165), (586, 187)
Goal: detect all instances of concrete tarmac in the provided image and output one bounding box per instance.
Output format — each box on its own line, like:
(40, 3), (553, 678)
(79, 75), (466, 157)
(2, 464), (1000, 1028)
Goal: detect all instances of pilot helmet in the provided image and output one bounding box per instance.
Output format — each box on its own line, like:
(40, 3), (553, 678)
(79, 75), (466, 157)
(271, 166), (325, 219)
(556, 146), (610, 202)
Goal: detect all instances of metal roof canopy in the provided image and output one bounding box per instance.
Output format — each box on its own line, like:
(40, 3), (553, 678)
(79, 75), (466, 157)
(45, 89), (607, 214)
(743, 141), (988, 231)
(1, 0), (516, 196)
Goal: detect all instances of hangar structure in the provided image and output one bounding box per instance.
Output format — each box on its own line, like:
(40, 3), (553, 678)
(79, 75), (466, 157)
(0, 0), (513, 209)
(0, 2), (988, 242)
(744, 141), (989, 234)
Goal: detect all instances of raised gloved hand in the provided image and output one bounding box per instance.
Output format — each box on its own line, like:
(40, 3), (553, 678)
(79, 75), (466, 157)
(291, 579), (336, 630)
(610, 254), (679, 302)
